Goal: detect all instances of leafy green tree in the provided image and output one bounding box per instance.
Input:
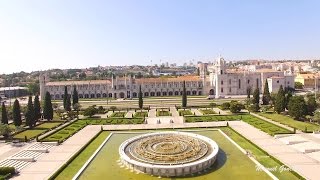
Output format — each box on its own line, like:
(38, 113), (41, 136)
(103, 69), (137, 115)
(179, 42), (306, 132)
(43, 92), (53, 121)
(13, 99), (22, 126)
(1, 103), (8, 124)
(262, 80), (271, 105)
(27, 83), (40, 95)
(25, 96), (35, 128)
(294, 82), (303, 89)
(72, 86), (79, 107)
(312, 111), (320, 124)
(306, 96), (317, 115)
(83, 106), (98, 117)
(63, 86), (68, 110)
(252, 88), (260, 105)
(182, 81), (187, 108)
(230, 101), (245, 113)
(288, 96), (307, 120)
(0, 124), (13, 138)
(138, 85), (143, 109)
(34, 95), (41, 122)
(65, 95), (71, 111)
(274, 85), (286, 113)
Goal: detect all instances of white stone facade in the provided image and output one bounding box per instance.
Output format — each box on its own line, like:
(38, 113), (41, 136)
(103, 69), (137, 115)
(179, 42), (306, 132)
(40, 56), (295, 100)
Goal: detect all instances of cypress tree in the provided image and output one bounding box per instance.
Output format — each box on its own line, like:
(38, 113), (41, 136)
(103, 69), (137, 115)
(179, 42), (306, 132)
(43, 92), (53, 121)
(63, 86), (68, 109)
(285, 91), (293, 110)
(1, 102), (8, 124)
(72, 86), (79, 107)
(246, 86), (251, 99)
(262, 79), (271, 105)
(25, 96), (35, 128)
(274, 85), (286, 114)
(13, 99), (22, 126)
(252, 88), (260, 105)
(182, 81), (187, 108)
(138, 85), (143, 109)
(66, 95), (71, 111)
(34, 95), (41, 123)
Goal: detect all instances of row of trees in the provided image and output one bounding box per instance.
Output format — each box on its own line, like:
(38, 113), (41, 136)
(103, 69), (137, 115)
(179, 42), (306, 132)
(63, 86), (79, 111)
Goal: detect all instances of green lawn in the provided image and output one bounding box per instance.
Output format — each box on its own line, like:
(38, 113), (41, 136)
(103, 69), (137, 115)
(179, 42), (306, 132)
(200, 108), (216, 115)
(185, 114), (292, 136)
(110, 112), (126, 117)
(133, 111), (148, 118)
(13, 129), (47, 140)
(36, 122), (62, 129)
(220, 127), (303, 180)
(13, 122), (64, 140)
(178, 109), (193, 116)
(259, 112), (320, 132)
(156, 110), (171, 116)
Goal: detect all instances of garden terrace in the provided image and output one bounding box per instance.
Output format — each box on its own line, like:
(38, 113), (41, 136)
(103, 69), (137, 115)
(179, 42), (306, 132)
(110, 112), (127, 118)
(156, 109), (171, 116)
(185, 114), (292, 136)
(133, 111), (148, 118)
(178, 109), (193, 116)
(258, 112), (320, 132)
(13, 121), (64, 141)
(200, 109), (217, 115)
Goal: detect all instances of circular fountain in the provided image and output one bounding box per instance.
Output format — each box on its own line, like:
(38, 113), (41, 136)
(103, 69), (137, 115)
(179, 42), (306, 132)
(119, 131), (219, 177)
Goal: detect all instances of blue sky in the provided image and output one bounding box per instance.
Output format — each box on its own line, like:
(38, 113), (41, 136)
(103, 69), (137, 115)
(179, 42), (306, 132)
(0, 0), (319, 73)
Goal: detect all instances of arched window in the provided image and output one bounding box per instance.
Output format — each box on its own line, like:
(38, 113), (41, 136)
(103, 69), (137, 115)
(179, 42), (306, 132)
(96, 94), (101, 98)
(79, 94), (83, 98)
(162, 92), (167, 96)
(108, 93), (112, 98)
(144, 92), (149, 97)
(55, 94), (60, 99)
(102, 93), (107, 98)
(85, 94), (89, 98)
(150, 92), (155, 96)
(192, 91), (197, 95)
(186, 91), (191, 95)
(175, 91), (179, 95)
(168, 91), (173, 96)
(91, 94), (95, 98)
(156, 92), (161, 96)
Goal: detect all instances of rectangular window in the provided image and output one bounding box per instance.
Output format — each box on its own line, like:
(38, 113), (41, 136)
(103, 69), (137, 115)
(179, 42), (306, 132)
(247, 80), (250, 84)
(221, 80), (223, 85)
(221, 88), (223, 93)
(229, 79), (231, 84)
(229, 87), (231, 92)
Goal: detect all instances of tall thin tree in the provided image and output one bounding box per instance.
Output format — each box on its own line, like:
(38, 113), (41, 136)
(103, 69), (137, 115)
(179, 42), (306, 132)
(66, 95), (71, 111)
(13, 99), (22, 126)
(43, 92), (53, 121)
(182, 81), (187, 108)
(34, 95), (41, 123)
(25, 96), (35, 128)
(262, 79), (271, 105)
(72, 85), (79, 107)
(274, 85), (286, 113)
(252, 88), (260, 105)
(138, 85), (143, 109)
(1, 102), (8, 124)
(63, 86), (68, 110)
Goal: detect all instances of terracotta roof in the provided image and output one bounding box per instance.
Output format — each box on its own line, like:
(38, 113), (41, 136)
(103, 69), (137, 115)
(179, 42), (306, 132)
(255, 69), (279, 73)
(46, 80), (111, 86)
(135, 76), (201, 83)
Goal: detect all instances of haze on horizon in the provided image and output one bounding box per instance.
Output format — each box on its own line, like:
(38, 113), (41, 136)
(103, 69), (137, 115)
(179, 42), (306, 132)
(0, 0), (319, 74)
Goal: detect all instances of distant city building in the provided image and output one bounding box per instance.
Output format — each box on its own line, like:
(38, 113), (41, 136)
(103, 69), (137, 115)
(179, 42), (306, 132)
(0, 87), (28, 99)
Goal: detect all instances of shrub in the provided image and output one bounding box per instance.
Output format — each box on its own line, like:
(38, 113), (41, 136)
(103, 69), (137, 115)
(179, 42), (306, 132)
(229, 101), (245, 113)
(0, 167), (15, 175)
(220, 102), (230, 110)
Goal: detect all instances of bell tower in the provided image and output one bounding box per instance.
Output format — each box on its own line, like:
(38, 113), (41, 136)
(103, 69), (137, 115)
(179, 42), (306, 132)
(215, 55), (226, 75)
(39, 73), (49, 100)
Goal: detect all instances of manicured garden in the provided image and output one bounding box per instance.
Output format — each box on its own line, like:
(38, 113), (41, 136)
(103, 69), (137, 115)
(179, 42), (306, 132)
(200, 109), (216, 115)
(258, 112), (319, 132)
(13, 121), (64, 140)
(110, 112), (127, 117)
(185, 114), (292, 136)
(41, 118), (144, 143)
(178, 109), (193, 116)
(133, 111), (148, 118)
(156, 110), (171, 116)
